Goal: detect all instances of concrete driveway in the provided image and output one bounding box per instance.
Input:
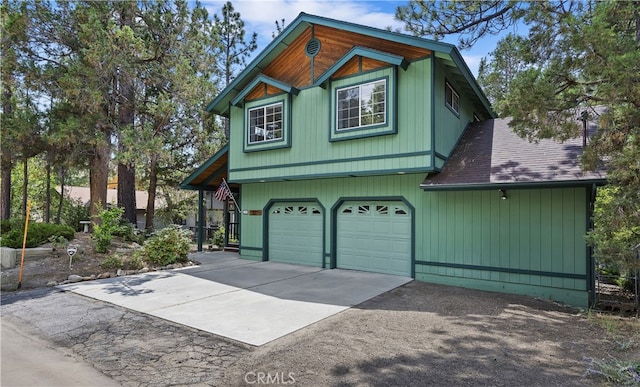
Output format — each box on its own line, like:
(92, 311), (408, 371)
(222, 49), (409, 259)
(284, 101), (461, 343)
(59, 252), (411, 346)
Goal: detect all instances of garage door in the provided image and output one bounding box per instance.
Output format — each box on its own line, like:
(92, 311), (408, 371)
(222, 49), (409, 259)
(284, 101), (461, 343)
(268, 203), (323, 266)
(337, 201), (411, 276)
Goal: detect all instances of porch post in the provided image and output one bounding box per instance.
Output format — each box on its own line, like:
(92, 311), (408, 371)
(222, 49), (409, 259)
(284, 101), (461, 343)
(198, 189), (204, 252)
(223, 198), (229, 248)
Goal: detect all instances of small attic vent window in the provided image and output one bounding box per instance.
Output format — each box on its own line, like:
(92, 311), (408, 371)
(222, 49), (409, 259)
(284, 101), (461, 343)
(305, 38), (321, 57)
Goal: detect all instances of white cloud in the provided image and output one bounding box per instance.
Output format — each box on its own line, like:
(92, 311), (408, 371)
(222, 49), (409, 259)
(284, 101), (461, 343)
(199, 0), (496, 77)
(201, 0), (404, 48)
(460, 54), (484, 77)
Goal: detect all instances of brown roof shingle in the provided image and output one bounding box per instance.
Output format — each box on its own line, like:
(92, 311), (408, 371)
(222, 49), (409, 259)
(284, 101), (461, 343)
(421, 118), (606, 190)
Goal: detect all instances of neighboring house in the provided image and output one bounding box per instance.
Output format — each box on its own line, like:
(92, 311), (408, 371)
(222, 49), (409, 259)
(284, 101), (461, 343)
(181, 13), (606, 307)
(59, 186), (165, 230)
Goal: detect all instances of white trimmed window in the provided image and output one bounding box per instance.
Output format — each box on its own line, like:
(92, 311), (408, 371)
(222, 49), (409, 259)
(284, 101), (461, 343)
(248, 102), (283, 144)
(445, 81), (460, 115)
(336, 79), (386, 130)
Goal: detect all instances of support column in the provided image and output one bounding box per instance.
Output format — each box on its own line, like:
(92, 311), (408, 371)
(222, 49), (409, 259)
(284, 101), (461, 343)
(198, 189), (204, 252)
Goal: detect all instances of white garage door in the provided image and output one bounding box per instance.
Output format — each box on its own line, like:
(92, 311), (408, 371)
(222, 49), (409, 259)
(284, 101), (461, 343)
(268, 203), (323, 266)
(337, 201), (411, 276)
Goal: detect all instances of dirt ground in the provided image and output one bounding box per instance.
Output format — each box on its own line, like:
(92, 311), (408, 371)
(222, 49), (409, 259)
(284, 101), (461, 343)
(0, 233), (201, 291)
(2, 237), (639, 386)
(1, 233), (107, 291)
(221, 281), (640, 386)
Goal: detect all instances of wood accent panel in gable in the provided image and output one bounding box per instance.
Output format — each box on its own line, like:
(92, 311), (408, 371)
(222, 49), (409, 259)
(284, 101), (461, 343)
(244, 83), (287, 102)
(314, 25), (431, 78)
(262, 28), (313, 88)
(361, 57), (389, 72)
(246, 85), (266, 101)
(332, 57), (360, 79)
(261, 24), (432, 89)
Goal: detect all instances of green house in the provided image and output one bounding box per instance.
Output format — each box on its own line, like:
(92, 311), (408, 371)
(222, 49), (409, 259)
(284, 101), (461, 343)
(181, 13), (606, 307)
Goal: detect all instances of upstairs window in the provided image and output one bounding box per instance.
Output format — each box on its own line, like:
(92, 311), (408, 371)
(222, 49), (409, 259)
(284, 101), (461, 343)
(336, 79), (386, 130)
(445, 81), (460, 115)
(248, 102), (283, 144)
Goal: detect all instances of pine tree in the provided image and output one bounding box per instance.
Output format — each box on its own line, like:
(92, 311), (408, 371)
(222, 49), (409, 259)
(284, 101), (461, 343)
(397, 0), (640, 272)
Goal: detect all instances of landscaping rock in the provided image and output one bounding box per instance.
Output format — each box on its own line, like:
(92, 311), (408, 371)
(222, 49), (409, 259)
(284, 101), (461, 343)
(46, 281), (58, 287)
(98, 272), (111, 279)
(137, 268), (149, 274)
(68, 275), (83, 283)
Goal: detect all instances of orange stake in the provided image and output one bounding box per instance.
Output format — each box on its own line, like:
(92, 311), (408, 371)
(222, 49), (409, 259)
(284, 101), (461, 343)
(17, 200), (31, 290)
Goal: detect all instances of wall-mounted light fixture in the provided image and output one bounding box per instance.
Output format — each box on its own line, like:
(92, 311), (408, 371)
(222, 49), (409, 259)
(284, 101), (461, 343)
(499, 189), (508, 200)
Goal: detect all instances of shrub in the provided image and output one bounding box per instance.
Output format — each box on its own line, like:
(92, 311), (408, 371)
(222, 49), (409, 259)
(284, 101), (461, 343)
(0, 220), (75, 248)
(211, 226), (225, 248)
(138, 225), (191, 266)
(93, 207), (125, 253)
(127, 253), (145, 271)
(48, 235), (69, 253)
(60, 197), (90, 232)
(114, 222), (145, 245)
(100, 255), (124, 270)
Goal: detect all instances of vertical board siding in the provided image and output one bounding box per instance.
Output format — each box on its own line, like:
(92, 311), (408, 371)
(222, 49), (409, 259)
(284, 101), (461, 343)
(433, 60), (475, 159)
(239, 177), (589, 306)
(417, 186), (588, 306)
(229, 59), (433, 182)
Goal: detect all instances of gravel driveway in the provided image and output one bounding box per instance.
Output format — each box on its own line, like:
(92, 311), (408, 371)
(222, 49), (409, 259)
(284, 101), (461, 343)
(2, 281), (636, 386)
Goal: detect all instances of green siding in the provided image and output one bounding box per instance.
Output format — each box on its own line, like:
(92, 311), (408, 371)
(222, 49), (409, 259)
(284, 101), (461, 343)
(229, 59), (433, 183)
(238, 176), (590, 307)
(433, 60), (475, 159)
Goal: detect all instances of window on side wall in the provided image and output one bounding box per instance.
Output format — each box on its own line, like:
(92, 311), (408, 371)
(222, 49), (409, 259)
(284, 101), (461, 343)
(336, 79), (386, 130)
(445, 81), (460, 116)
(248, 102), (283, 144)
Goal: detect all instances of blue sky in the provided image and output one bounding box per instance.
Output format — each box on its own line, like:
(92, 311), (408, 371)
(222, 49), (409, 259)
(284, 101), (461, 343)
(199, 0), (507, 76)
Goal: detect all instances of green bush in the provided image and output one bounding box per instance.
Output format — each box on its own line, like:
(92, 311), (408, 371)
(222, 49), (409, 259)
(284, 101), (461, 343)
(100, 255), (124, 270)
(114, 222), (145, 245)
(0, 220), (75, 248)
(211, 226), (225, 248)
(92, 207), (125, 253)
(138, 225), (191, 266)
(60, 197), (90, 231)
(128, 254), (145, 270)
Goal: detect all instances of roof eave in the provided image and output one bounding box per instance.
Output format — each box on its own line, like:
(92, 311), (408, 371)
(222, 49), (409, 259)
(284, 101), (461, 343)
(420, 178), (607, 192)
(179, 144), (229, 189)
(205, 12), (495, 117)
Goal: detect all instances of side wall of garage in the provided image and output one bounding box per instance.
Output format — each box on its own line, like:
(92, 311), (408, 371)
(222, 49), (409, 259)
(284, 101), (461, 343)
(237, 174), (590, 307)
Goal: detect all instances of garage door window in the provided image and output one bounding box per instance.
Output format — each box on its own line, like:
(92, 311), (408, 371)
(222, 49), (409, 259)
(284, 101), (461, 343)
(341, 204), (401, 216)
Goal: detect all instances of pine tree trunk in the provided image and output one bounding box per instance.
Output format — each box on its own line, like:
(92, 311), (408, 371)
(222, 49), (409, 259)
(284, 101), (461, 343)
(116, 6), (137, 226)
(55, 166), (65, 224)
(1, 63), (13, 220)
(0, 151), (11, 220)
(117, 162), (137, 225)
(45, 156), (51, 223)
(145, 152), (158, 232)
(90, 134), (110, 224)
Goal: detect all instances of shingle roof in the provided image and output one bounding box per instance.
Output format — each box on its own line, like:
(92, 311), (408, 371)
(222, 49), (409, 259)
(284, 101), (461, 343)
(421, 117), (607, 190)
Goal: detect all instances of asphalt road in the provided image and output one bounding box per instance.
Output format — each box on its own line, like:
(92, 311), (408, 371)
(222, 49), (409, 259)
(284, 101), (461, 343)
(1, 288), (249, 386)
(2, 281), (632, 386)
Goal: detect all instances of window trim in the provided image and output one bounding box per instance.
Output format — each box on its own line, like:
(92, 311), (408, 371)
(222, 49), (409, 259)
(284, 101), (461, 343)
(445, 81), (460, 116)
(247, 101), (284, 145)
(243, 95), (291, 153)
(328, 67), (397, 143)
(335, 78), (387, 131)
